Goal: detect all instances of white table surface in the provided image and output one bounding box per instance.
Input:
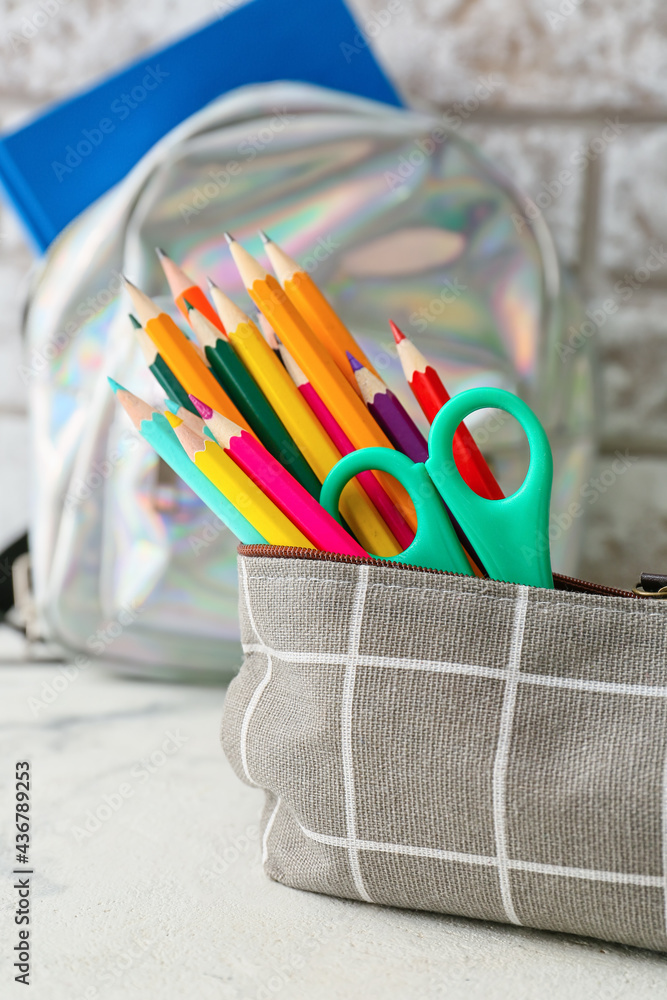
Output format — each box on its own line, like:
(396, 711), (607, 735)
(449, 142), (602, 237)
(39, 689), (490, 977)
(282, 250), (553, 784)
(2, 636), (667, 1000)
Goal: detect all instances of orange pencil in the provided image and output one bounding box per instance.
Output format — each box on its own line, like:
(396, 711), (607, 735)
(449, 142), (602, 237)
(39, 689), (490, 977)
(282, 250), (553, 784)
(224, 234), (417, 532)
(124, 278), (252, 434)
(260, 230), (378, 390)
(156, 248), (225, 333)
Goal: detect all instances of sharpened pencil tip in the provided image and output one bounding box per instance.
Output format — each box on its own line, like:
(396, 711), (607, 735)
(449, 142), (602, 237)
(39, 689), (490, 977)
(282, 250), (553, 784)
(107, 376), (123, 394)
(122, 274), (136, 288)
(189, 395), (213, 420)
(389, 320), (405, 345)
(206, 276), (218, 290)
(155, 247), (167, 259)
(128, 314), (142, 329)
(183, 298), (194, 312)
(223, 231), (235, 245)
(258, 230), (271, 245)
(346, 351), (364, 372)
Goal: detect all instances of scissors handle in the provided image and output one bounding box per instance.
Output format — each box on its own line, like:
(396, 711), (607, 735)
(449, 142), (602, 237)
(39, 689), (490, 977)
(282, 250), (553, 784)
(319, 446), (474, 576)
(427, 387), (554, 589)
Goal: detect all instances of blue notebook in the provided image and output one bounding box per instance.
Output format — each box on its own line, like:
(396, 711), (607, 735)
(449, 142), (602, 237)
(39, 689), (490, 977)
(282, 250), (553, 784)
(0, 0), (401, 252)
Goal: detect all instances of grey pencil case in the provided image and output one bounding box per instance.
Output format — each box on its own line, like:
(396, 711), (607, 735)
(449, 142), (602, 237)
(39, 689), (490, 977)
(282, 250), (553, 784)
(221, 545), (667, 952)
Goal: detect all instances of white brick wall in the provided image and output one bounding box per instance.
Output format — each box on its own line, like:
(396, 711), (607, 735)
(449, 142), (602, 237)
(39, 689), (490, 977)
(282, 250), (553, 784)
(1, 0), (665, 589)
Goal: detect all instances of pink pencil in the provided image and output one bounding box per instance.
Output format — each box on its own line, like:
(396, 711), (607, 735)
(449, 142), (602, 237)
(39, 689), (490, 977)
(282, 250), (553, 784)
(277, 344), (415, 550)
(190, 396), (368, 558)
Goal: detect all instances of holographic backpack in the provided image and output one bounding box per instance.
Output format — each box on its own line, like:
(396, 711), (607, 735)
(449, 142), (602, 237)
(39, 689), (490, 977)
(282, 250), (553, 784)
(23, 81), (592, 679)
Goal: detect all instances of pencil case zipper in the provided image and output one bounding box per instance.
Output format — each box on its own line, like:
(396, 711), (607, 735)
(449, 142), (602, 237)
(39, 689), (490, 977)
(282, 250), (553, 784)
(237, 544), (645, 600)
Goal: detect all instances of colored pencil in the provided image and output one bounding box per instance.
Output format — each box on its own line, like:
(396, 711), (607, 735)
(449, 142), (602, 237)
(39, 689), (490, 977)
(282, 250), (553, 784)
(260, 230), (378, 389)
(191, 398), (367, 557)
(162, 398), (205, 435)
(391, 320), (504, 501)
(123, 278), (252, 433)
(130, 313), (199, 415)
(207, 281), (401, 556)
(279, 344), (415, 551)
(348, 352), (429, 463)
(156, 248), (225, 332)
(186, 301), (320, 498)
(173, 420), (313, 549)
(224, 233), (417, 532)
(108, 379), (264, 543)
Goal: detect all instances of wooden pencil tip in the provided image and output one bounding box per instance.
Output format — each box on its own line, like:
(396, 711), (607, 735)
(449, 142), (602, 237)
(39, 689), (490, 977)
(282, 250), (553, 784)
(128, 314), (141, 329)
(107, 376), (123, 394)
(258, 230), (271, 245)
(173, 420), (206, 460)
(223, 231), (235, 246)
(122, 274), (136, 288)
(389, 320), (406, 345)
(189, 395), (213, 420)
(346, 350), (364, 373)
(183, 298), (194, 311)
(155, 247), (167, 259)
(206, 276), (218, 290)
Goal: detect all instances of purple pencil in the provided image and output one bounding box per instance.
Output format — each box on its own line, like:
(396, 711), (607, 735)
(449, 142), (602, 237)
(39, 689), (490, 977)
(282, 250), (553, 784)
(347, 352), (429, 462)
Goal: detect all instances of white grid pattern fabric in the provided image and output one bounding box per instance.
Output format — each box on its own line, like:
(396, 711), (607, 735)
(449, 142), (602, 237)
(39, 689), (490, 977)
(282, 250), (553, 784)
(222, 553), (667, 952)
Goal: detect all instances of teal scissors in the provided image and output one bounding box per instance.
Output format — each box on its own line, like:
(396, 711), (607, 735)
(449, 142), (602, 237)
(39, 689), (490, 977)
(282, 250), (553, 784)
(320, 387), (554, 589)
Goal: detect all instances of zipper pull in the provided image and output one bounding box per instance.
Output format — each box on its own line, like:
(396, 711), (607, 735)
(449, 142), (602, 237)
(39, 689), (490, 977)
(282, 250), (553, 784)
(633, 573), (667, 597)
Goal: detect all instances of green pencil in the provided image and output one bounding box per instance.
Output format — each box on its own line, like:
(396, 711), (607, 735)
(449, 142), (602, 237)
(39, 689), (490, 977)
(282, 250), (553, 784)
(185, 301), (321, 499)
(129, 314), (198, 415)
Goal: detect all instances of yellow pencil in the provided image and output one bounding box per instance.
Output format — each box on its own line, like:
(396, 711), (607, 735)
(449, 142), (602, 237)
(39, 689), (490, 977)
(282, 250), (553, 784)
(208, 281), (402, 557)
(260, 230), (379, 389)
(173, 421), (314, 548)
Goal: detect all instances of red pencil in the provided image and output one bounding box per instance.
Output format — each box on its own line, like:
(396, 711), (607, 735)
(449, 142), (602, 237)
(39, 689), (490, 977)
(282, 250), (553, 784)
(156, 248), (225, 334)
(278, 344), (415, 549)
(390, 320), (503, 501)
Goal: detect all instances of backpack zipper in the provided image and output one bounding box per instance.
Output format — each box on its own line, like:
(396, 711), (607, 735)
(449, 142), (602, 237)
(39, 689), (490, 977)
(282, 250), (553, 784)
(237, 544), (644, 600)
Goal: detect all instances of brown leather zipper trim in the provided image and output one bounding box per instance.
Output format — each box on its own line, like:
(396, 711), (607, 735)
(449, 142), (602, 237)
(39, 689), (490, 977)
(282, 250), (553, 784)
(237, 544), (643, 600)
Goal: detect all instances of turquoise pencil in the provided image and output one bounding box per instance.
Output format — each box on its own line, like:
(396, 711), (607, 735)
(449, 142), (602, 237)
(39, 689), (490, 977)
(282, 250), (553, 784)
(108, 378), (265, 545)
